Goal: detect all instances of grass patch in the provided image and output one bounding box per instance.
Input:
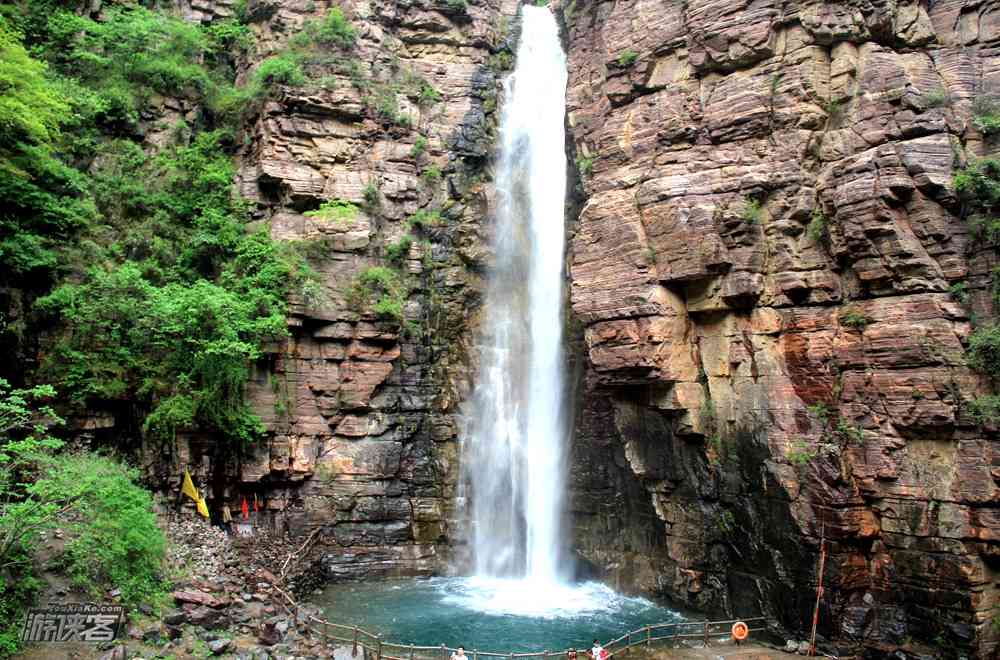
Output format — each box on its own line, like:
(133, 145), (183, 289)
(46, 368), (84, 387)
(807, 209), (828, 244)
(304, 198), (358, 223)
(839, 308), (871, 330)
(408, 209), (443, 229)
(617, 49), (638, 67)
(741, 197), (763, 224)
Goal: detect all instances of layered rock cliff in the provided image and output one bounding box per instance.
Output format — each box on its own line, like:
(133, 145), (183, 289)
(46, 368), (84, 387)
(167, 0), (516, 579)
(561, 0), (1000, 656)
(50, 0), (1000, 656)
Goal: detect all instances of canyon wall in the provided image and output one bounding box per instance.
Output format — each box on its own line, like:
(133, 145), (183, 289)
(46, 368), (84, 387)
(561, 0), (1000, 656)
(106, 0), (1000, 656)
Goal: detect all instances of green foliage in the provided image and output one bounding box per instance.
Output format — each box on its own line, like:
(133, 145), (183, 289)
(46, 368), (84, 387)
(972, 96), (1000, 136)
(489, 50), (514, 74)
(0, 19), (93, 283)
(373, 90), (411, 127)
(576, 155), (594, 176)
(787, 440), (817, 466)
(0, 20), (69, 155)
(386, 236), (414, 265)
(839, 308), (870, 330)
(35, 132), (309, 445)
(444, 0), (469, 13)
(302, 8), (357, 49)
(204, 18), (255, 56)
(950, 281), (970, 304)
(967, 324), (1000, 378)
(43, 454), (167, 604)
(807, 402), (832, 425)
(824, 98), (843, 121)
(305, 198), (358, 223)
(966, 395), (1000, 425)
(835, 419), (865, 445)
(252, 52), (306, 89)
(423, 164), (443, 186)
(411, 135), (428, 159)
(807, 210), (828, 244)
(0, 381), (165, 656)
(36, 6), (227, 122)
(921, 86), (951, 109)
(716, 510), (736, 535)
(408, 208), (442, 229)
(741, 197), (763, 224)
(617, 49), (638, 67)
(351, 267), (408, 322)
(955, 159), (1000, 242)
(418, 83), (442, 106)
(363, 182), (380, 211)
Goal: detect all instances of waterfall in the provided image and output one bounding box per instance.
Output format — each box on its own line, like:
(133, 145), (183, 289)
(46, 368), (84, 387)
(462, 5), (568, 585)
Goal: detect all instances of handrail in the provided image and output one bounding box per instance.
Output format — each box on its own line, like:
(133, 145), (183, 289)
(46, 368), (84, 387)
(270, 582), (768, 659)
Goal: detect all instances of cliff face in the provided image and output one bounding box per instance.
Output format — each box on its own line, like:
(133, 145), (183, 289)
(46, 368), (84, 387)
(561, 0), (1000, 656)
(110, 0), (1000, 655)
(167, 0), (516, 580)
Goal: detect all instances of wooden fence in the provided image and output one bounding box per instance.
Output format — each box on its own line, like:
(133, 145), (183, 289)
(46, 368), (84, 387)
(271, 585), (768, 660)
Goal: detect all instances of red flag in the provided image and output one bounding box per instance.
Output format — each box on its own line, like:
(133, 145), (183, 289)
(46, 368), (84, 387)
(241, 497), (249, 519)
(253, 493), (259, 512)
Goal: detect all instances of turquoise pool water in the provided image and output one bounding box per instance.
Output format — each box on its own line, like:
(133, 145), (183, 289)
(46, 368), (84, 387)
(312, 577), (684, 653)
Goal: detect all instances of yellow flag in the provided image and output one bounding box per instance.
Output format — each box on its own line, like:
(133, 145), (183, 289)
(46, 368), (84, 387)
(196, 495), (209, 518)
(181, 469), (200, 502)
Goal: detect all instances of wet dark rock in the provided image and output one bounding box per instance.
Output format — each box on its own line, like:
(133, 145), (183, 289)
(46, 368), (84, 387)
(208, 638), (232, 655)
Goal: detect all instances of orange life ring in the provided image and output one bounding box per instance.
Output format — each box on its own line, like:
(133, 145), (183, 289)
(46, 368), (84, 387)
(731, 621), (749, 641)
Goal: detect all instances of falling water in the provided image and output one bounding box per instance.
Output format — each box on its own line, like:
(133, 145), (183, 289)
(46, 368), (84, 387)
(462, 5), (568, 586)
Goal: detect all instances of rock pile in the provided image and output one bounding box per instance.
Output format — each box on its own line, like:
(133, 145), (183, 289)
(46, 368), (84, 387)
(101, 513), (341, 659)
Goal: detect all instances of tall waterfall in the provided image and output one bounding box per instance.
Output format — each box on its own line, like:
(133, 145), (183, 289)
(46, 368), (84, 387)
(462, 5), (568, 585)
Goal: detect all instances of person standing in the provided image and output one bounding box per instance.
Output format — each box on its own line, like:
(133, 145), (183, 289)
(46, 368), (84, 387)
(451, 646), (467, 660)
(590, 640), (605, 660)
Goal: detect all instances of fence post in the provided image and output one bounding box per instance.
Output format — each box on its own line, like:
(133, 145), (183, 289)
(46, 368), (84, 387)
(410, 645), (415, 660)
(442, 644), (447, 660)
(703, 622), (709, 647)
(474, 651), (479, 660)
(625, 633), (630, 655)
(544, 650), (549, 660)
(377, 635), (383, 660)
(645, 626), (650, 648)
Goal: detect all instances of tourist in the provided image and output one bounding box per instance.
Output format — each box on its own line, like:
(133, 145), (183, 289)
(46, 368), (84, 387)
(451, 646), (467, 660)
(566, 648), (577, 660)
(589, 640), (606, 660)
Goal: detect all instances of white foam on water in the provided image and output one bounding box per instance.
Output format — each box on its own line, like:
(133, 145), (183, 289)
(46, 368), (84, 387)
(437, 577), (657, 620)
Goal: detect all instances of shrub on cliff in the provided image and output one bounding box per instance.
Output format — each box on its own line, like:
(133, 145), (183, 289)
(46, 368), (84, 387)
(0, 380), (166, 657)
(35, 132), (313, 445)
(967, 324), (1000, 378)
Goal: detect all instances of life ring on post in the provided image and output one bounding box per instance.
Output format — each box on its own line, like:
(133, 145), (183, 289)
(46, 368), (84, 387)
(731, 621), (749, 642)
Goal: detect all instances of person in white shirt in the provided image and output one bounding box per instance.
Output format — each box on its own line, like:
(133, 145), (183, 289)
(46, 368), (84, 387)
(589, 640), (604, 660)
(451, 646), (467, 660)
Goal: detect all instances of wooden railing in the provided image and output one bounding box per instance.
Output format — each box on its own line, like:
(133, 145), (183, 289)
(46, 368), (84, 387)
(270, 585), (768, 660)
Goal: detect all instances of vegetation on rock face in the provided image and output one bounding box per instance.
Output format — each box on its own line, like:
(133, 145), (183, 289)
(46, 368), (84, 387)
(972, 96), (1000, 136)
(306, 198), (359, 223)
(0, 380), (166, 657)
(617, 49), (638, 67)
(839, 308), (870, 330)
(954, 155), (1000, 422)
(0, 4), (314, 447)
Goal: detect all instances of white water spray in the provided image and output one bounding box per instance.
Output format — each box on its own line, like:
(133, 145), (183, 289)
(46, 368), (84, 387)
(462, 5), (568, 586)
